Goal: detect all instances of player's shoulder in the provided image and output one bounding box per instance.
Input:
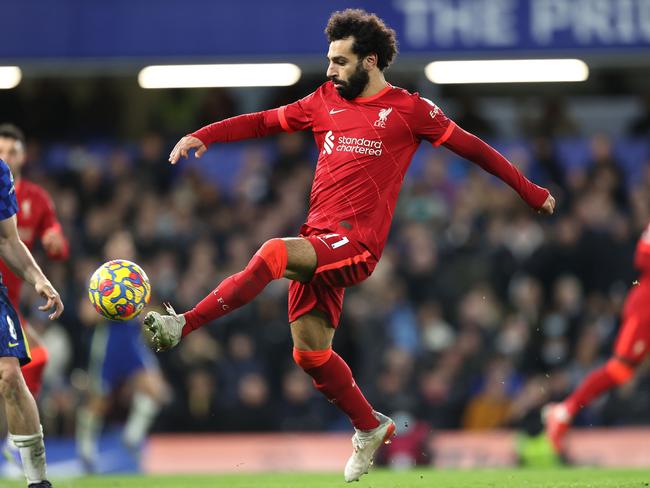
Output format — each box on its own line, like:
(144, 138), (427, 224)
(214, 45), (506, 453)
(0, 159), (11, 180)
(289, 82), (331, 110)
(313, 81), (336, 100)
(386, 85), (441, 111)
(19, 179), (49, 198)
(0, 159), (15, 189)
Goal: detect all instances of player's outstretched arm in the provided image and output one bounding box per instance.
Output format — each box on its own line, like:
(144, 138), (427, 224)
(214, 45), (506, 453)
(169, 109), (287, 165)
(0, 215), (63, 319)
(443, 126), (555, 215)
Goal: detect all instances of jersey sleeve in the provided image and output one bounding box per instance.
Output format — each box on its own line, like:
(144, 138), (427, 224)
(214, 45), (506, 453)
(411, 95), (456, 146)
(635, 223), (650, 274)
(277, 90), (317, 133)
(35, 188), (59, 235)
(0, 160), (18, 221)
(34, 186), (69, 260)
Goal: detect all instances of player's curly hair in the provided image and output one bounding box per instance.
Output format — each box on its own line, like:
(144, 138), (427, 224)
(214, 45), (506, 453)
(0, 123), (25, 145)
(325, 9), (398, 71)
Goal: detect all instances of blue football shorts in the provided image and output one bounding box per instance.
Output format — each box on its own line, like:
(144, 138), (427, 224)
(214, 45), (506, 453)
(88, 320), (158, 395)
(0, 284), (29, 366)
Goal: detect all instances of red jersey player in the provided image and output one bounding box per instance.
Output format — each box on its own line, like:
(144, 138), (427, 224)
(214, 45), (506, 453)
(0, 124), (69, 399)
(146, 9), (555, 482)
(545, 222), (650, 454)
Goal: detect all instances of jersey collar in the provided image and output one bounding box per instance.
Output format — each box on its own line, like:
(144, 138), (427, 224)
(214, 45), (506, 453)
(353, 84), (393, 104)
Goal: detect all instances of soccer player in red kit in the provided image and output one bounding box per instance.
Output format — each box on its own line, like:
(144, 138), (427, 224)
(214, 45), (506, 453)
(0, 124), (69, 399)
(545, 222), (650, 454)
(146, 9), (555, 481)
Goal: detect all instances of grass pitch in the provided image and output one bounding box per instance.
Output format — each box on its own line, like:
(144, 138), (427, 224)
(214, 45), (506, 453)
(5, 468), (650, 488)
(4, 468), (649, 487)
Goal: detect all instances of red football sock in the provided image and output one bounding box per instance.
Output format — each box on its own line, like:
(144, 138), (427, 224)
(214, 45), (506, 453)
(564, 365), (619, 417)
(21, 346), (48, 398)
(298, 349), (379, 431)
(182, 239), (287, 336)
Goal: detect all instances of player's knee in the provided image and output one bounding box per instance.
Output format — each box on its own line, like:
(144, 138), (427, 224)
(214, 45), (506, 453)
(292, 347), (332, 370)
(138, 371), (169, 403)
(606, 357), (635, 384)
(254, 238), (288, 280)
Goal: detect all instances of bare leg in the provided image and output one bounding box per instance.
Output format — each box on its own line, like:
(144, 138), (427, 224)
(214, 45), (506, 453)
(290, 311), (335, 350)
(122, 368), (168, 449)
(0, 358), (39, 434)
(0, 357), (48, 484)
(282, 238), (318, 282)
(76, 393), (108, 471)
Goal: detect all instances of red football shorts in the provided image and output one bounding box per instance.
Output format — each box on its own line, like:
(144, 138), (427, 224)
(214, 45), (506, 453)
(613, 283), (650, 364)
(288, 227), (378, 327)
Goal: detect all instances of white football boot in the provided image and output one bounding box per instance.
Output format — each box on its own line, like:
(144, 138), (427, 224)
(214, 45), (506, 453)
(143, 303), (185, 352)
(344, 411), (396, 482)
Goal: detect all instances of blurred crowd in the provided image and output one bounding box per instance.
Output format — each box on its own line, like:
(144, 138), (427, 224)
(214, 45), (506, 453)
(8, 86), (650, 455)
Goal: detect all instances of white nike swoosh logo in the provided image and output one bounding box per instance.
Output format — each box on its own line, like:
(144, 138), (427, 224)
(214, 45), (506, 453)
(329, 108), (346, 115)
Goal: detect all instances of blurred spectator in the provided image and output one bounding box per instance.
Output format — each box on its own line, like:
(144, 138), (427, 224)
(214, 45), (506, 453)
(221, 373), (276, 431)
(454, 96), (498, 139)
(530, 136), (568, 196)
(461, 356), (521, 430)
(278, 366), (326, 431)
(525, 97), (580, 138)
(585, 133), (628, 210)
(627, 95), (650, 136)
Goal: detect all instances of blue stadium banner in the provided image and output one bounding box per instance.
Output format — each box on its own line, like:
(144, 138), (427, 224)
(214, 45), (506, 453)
(2, 0), (650, 60)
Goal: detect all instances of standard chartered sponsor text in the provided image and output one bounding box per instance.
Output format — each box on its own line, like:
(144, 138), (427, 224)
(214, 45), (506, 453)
(336, 136), (383, 156)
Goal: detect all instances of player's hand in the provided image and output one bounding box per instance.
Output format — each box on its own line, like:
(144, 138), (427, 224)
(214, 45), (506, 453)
(538, 194), (556, 215)
(169, 136), (207, 165)
(42, 228), (65, 255)
(34, 279), (64, 320)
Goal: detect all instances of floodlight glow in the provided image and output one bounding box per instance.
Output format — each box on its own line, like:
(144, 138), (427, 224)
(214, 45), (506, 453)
(138, 64), (302, 88)
(0, 67), (21, 89)
(425, 59), (589, 84)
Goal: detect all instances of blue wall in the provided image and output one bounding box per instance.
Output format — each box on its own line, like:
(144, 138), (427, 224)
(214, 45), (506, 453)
(3, 0), (650, 61)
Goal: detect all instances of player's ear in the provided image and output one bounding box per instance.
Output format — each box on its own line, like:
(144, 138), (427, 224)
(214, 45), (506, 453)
(363, 54), (378, 70)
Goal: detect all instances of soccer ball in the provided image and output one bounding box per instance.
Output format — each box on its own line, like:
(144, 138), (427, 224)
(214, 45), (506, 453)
(88, 259), (151, 321)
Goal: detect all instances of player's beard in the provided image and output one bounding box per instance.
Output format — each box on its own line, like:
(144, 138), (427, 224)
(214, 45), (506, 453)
(332, 61), (369, 100)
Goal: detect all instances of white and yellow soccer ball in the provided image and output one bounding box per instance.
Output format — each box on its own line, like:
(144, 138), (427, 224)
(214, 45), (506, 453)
(88, 259), (151, 321)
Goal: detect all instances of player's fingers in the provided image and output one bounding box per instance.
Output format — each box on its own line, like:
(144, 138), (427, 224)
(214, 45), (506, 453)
(49, 297), (64, 320)
(195, 145), (206, 158)
(169, 139), (185, 163)
(168, 143), (179, 161)
(38, 296), (55, 312)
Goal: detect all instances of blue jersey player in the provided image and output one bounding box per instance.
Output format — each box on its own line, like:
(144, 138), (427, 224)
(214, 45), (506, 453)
(0, 159), (63, 487)
(76, 231), (167, 472)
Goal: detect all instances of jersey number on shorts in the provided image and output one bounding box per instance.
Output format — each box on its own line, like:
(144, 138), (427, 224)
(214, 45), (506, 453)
(6, 315), (17, 341)
(323, 234), (350, 250)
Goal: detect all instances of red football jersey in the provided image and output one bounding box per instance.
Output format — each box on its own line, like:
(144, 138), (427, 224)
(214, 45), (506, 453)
(0, 179), (68, 307)
(277, 82), (454, 259)
(635, 222), (650, 277)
